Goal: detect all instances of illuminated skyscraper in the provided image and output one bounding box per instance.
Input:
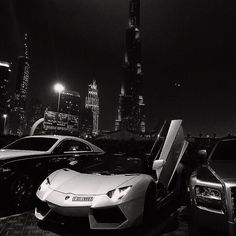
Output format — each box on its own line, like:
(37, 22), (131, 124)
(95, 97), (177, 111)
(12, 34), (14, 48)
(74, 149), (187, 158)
(115, 0), (145, 133)
(85, 80), (99, 135)
(27, 99), (45, 134)
(60, 90), (81, 116)
(0, 61), (11, 114)
(11, 33), (30, 136)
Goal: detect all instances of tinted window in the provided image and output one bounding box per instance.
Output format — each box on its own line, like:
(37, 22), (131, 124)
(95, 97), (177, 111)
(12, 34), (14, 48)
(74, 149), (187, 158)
(211, 140), (236, 161)
(57, 140), (91, 153)
(4, 137), (58, 151)
(72, 154), (144, 174)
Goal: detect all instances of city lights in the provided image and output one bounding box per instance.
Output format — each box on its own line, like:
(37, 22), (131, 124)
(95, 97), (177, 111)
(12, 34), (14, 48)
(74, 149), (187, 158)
(54, 83), (65, 112)
(54, 83), (65, 94)
(2, 114), (7, 135)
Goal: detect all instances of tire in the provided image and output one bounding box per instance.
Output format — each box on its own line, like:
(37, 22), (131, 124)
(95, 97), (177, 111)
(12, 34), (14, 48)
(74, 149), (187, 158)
(143, 183), (156, 226)
(10, 174), (35, 209)
(187, 202), (207, 236)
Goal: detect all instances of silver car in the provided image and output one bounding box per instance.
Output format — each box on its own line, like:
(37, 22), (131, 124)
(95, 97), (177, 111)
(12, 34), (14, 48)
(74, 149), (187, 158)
(189, 138), (236, 236)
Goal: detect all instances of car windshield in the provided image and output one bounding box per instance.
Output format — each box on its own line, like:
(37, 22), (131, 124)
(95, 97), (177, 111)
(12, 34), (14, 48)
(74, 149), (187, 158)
(210, 139), (236, 161)
(72, 153), (149, 175)
(3, 137), (58, 151)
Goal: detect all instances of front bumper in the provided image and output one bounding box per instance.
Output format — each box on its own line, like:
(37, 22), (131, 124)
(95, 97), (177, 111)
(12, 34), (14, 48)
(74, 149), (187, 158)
(35, 193), (143, 229)
(191, 204), (229, 234)
(189, 178), (236, 236)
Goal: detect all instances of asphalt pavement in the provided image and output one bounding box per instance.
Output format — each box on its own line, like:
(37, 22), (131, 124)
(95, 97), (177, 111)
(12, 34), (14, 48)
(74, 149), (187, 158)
(0, 205), (189, 236)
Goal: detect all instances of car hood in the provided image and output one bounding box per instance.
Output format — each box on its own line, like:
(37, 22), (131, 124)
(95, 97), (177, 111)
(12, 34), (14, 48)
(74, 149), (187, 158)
(210, 162), (236, 181)
(49, 169), (137, 195)
(0, 149), (47, 160)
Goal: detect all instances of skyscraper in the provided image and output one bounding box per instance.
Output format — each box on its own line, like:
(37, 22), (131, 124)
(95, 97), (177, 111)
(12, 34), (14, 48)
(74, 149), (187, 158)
(115, 0), (146, 133)
(59, 90), (81, 116)
(11, 33), (30, 136)
(0, 61), (11, 115)
(27, 99), (45, 134)
(85, 80), (99, 135)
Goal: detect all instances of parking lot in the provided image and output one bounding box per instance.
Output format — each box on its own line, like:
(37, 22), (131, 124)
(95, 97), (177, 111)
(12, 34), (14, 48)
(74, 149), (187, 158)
(0, 204), (189, 236)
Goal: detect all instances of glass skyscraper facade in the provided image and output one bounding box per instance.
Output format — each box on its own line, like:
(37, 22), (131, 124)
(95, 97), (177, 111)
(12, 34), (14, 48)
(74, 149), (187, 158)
(85, 80), (99, 135)
(115, 0), (146, 133)
(0, 61), (11, 115)
(11, 33), (30, 136)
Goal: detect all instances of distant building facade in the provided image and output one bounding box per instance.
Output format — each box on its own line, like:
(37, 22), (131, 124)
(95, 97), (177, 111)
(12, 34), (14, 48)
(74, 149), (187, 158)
(59, 90), (81, 116)
(27, 99), (45, 133)
(85, 80), (99, 135)
(11, 33), (30, 136)
(115, 0), (145, 133)
(42, 90), (81, 135)
(0, 61), (11, 115)
(79, 108), (93, 138)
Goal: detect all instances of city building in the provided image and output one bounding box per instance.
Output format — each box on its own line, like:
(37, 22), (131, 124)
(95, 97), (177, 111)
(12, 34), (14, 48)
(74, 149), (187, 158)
(59, 90), (81, 116)
(27, 99), (45, 134)
(43, 90), (81, 135)
(79, 108), (93, 138)
(0, 61), (11, 115)
(10, 33), (30, 136)
(85, 80), (99, 135)
(115, 0), (146, 133)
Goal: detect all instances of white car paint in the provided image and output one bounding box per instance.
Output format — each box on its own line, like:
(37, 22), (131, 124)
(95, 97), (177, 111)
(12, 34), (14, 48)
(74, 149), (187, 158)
(47, 170), (138, 195)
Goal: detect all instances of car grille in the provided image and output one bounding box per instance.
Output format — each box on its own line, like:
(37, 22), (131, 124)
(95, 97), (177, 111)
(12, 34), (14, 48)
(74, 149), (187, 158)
(92, 206), (127, 224)
(47, 211), (90, 227)
(231, 187), (236, 220)
(36, 198), (50, 216)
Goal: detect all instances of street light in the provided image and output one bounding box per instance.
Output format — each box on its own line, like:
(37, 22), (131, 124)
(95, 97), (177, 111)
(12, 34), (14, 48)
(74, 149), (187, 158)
(2, 114), (7, 135)
(54, 83), (65, 112)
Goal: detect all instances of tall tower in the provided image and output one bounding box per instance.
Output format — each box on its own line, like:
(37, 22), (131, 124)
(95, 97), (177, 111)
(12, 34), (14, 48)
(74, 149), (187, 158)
(115, 0), (145, 133)
(85, 80), (99, 135)
(11, 33), (30, 136)
(0, 61), (11, 114)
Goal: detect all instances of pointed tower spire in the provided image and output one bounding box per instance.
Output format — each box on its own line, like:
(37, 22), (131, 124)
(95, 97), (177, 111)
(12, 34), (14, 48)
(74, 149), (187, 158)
(24, 33), (29, 59)
(115, 0), (146, 133)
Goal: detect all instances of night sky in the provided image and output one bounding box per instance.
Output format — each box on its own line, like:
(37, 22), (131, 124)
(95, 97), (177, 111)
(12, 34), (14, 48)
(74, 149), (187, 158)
(1, 0), (236, 136)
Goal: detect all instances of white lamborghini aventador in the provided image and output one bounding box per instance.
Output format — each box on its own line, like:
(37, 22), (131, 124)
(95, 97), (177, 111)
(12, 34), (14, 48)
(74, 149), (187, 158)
(35, 120), (188, 229)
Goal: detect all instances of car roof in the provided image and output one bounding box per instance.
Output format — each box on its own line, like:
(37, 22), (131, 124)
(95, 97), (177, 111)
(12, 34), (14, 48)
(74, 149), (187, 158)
(220, 137), (236, 141)
(21, 135), (105, 153)
(23, 135), (81, 141)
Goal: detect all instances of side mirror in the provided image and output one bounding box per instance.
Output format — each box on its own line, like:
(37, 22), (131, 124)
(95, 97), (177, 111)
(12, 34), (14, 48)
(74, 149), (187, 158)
(152, 159), (166, 171)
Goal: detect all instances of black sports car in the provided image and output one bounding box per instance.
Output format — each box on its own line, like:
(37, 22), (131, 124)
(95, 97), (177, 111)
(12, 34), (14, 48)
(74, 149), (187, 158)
(0, 135), (105, 208)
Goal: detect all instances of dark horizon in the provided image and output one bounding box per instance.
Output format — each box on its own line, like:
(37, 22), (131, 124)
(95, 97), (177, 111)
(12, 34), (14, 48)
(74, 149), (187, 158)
(1, 0), (236, 137)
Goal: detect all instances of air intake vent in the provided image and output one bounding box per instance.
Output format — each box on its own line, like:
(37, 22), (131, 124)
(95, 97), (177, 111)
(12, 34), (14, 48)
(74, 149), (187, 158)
(231, 187), (236, 220)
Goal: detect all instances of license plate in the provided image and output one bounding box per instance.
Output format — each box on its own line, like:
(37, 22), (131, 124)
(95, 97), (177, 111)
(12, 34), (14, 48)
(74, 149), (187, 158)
(72, 196), (93, 201)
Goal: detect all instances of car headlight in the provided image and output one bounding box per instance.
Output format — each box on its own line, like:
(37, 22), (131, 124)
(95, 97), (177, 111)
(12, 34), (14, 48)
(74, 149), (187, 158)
(195, 186), (221, 200)
(107, 186), (132, 201)
(195, 185), (223, 211)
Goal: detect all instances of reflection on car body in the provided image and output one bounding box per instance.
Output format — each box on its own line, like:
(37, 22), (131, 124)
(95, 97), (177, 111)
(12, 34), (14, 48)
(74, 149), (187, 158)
(0, 135), (105, 208)
(189, 138), (236, 236)
(35, 120), (188, 230)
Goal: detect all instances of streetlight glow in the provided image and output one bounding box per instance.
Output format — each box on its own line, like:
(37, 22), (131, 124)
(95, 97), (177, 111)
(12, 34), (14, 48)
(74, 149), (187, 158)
(54, 83), (65, 114)
(54, 83), (65, 93)
(2, 114), (7, 135)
